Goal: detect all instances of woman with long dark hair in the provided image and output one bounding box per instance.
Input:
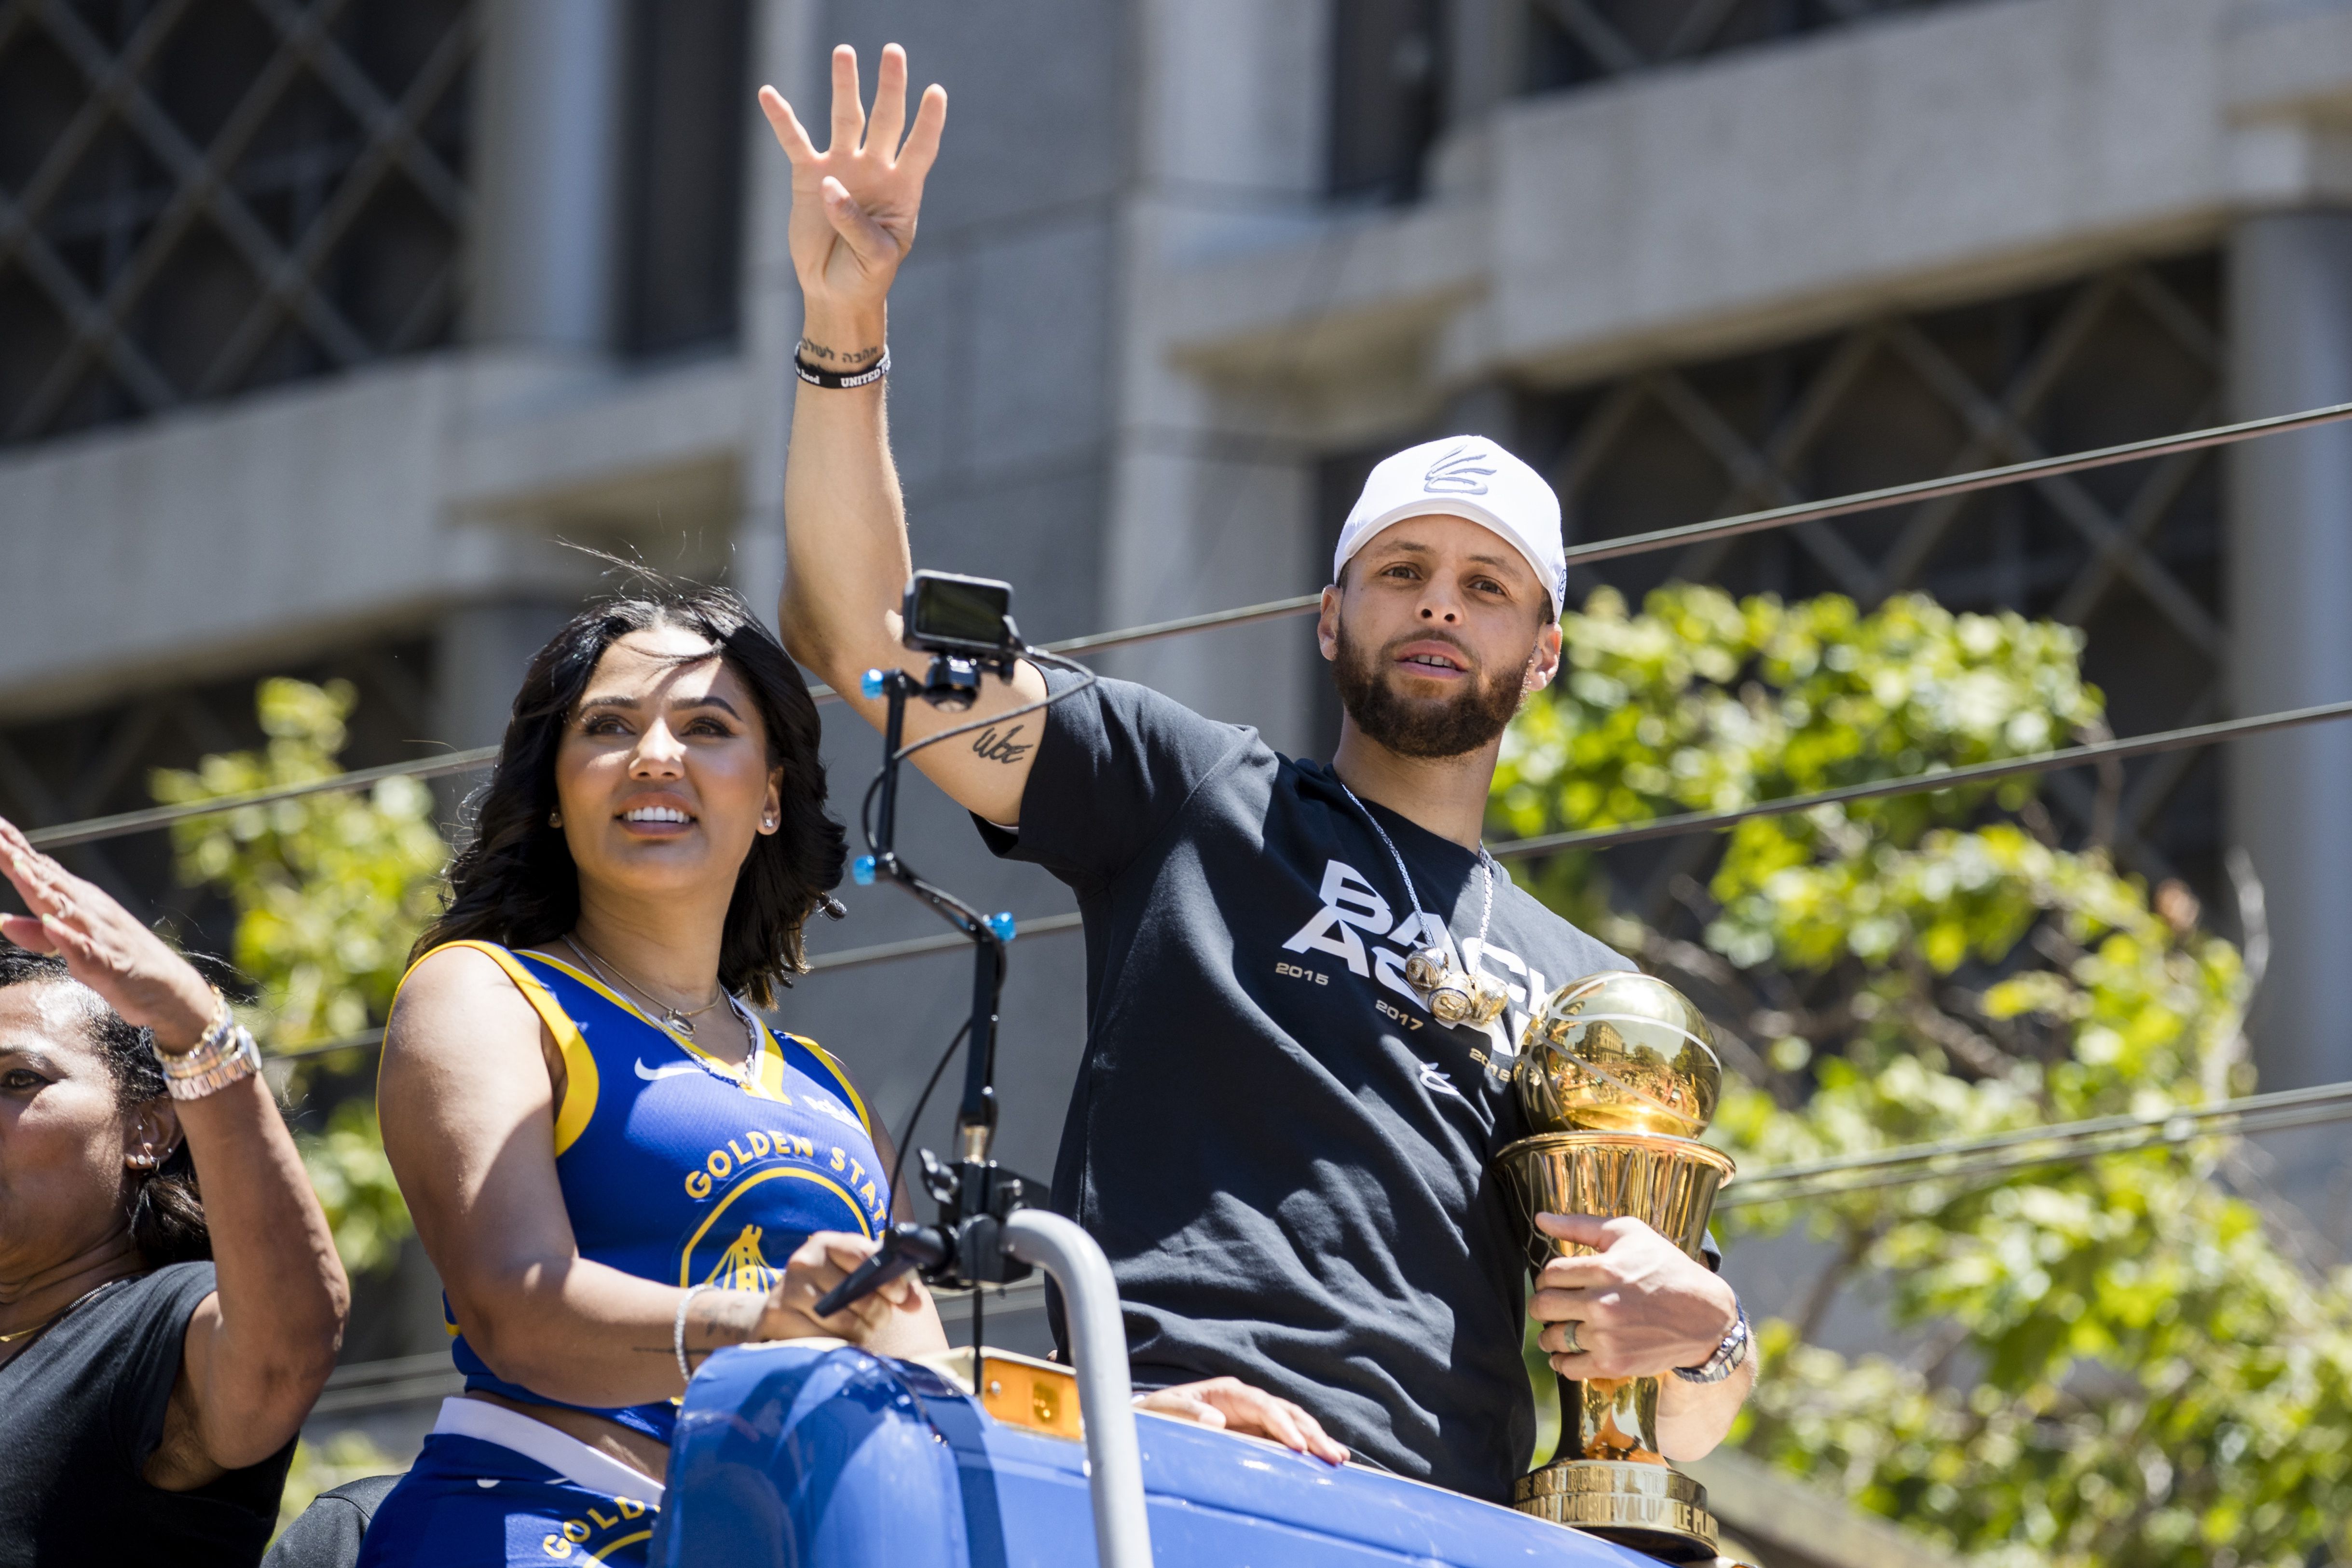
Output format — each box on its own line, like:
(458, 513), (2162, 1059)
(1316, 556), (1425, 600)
(356, 579), (944, 1568)
(0, 827), (349, 1567)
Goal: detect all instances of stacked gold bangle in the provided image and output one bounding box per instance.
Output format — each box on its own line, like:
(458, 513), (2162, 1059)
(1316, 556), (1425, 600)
(155, 988), (262, 1101)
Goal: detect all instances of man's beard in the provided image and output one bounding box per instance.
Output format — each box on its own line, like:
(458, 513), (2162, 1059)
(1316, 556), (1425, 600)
(1331, 623), (1527, 760)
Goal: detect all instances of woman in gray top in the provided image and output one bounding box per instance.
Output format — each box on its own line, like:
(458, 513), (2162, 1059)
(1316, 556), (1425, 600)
(0, 816), (348, 1566)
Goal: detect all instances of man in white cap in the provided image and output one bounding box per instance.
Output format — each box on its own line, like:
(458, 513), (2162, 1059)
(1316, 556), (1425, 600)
(759, 45), (1750, 1501)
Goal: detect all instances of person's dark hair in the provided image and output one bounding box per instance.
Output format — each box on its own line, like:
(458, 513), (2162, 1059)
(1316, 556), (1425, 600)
(413, 577), (845, 1007)
(0, 947), (210, 1265)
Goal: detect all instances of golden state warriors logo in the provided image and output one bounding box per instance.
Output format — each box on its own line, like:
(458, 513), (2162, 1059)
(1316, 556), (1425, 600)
(707, 1225), (774, 1291)
(674, 1122), (884, 1289)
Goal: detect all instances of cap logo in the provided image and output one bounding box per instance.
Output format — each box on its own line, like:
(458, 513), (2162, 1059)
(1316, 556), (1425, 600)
(1423, 445), (1495, 496)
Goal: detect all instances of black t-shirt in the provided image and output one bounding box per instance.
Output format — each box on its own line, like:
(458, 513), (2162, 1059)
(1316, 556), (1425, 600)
(0, 1262), (295, 1568)
(983, 675), (1628, 1501)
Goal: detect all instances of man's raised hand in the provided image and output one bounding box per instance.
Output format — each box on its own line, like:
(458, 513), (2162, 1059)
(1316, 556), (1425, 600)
(758, 44), (945, 347)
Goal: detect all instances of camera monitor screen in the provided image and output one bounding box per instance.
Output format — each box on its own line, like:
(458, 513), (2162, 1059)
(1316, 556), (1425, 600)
(908, 572), (1013, 653)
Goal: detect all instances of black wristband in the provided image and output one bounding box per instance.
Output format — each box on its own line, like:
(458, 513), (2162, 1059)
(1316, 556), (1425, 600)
(794, 347), (889, 390)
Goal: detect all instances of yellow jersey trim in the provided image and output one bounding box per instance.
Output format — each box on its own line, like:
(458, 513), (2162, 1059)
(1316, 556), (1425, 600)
(393, 941), (602, 1158)
(594, 1530), (654, 1561)
(791, 1034), (873, 1135)
(677, 1166), (873, 1285)
(523, 952), (787, 1103)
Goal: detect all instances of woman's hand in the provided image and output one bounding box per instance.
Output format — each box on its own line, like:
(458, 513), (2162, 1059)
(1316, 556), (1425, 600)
(0, 816), (218, 1051)
(758, 1231), (929, 1345)
(1136, 1377), (1351, 1466)
(757, 44), (945, 335)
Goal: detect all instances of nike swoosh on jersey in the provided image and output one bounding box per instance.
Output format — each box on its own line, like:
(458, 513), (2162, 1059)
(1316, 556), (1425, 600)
(634, 1058), (703, 1082)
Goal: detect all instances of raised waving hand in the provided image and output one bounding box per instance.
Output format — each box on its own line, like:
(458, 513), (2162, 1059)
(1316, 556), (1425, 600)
(759, 44), (946, 342)
(0, 815), (216, 1047)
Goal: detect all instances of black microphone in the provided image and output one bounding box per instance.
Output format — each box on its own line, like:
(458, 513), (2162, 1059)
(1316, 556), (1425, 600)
(813, 1222), (949, 1318)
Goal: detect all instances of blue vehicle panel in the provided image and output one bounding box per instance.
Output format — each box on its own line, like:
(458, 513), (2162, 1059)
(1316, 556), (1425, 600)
(658, 1343), (1657, 1568)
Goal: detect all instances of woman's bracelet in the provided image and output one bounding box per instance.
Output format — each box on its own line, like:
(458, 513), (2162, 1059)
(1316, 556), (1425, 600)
(153, 990), (262, 1101)
(674, 1283), (724, 1384)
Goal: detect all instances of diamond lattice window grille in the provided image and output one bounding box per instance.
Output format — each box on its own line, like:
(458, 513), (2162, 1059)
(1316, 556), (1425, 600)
(1524, 0), (1983, 91)
(0, 0), (477, 448)
(1513, 253), (2227, 926)
(0, 635), (437, 954)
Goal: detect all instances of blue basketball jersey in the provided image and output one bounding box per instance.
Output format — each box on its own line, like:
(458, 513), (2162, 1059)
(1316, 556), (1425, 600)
(397, 941), (890, 1444)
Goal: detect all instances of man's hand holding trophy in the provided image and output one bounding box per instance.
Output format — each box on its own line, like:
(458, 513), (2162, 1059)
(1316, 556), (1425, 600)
(1502, 971), (1749, 1562)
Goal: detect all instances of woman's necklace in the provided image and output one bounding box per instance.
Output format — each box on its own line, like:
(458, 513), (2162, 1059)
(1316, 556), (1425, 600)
(1338, 781), (1510, 1028)
(564, 934), (729, 1038)
(562, 936), (761, 1092)
(0, 1280), (120, 1351)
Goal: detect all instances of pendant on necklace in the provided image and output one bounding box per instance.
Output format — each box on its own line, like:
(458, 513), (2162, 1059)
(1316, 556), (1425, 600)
(667, 1011), (697, 1039)
(1404, 945), (1510, 1026)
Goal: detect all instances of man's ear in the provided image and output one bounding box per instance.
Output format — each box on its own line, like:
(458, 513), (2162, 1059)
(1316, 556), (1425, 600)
(124, 1097), (182, 1172)
(1316, 584), (1342, 663)
(1521, 620), (1562, 696)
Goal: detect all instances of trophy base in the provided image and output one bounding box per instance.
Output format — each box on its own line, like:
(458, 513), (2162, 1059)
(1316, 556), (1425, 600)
(1513, 1459), (1719, 1562)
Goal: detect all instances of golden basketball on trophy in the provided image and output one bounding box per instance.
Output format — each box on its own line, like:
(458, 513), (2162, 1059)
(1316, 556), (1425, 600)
(1497, 970), (1737, 1561)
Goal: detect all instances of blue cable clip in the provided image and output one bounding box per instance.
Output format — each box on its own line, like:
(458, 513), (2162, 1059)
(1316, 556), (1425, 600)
(985, 912), (1017, 943)
(851, 855), (878, 886)
(859, 669), (886, 699)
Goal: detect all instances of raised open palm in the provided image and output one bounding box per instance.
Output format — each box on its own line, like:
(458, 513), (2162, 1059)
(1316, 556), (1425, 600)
(759, 44), (946, 326)
(0, 814), (218, 1049)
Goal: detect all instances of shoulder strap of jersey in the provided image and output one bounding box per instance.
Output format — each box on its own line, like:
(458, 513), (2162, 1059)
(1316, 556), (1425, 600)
(392, 941), (602, 1157)
(782, 1030), (873, 1135)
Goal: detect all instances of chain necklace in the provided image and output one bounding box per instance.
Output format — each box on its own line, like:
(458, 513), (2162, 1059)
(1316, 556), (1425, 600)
(0, 1280), (121, 1350)
(562, 936), (759, 1091)
(1337, 782), (1510, 1027)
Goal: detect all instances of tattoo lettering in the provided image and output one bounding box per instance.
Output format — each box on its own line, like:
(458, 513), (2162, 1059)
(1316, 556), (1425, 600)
(971, 723), (1034, 765)
(797, 337), (883, 368)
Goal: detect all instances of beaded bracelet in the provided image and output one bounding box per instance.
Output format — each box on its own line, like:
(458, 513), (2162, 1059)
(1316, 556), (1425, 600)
(674, 1283), (723, 1384)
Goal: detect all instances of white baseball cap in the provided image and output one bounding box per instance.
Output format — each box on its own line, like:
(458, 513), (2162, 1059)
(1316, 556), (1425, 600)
(1333, 435), (1566, 619)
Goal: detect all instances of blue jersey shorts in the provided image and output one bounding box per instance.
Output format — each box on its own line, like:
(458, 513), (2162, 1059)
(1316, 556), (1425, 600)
(354, 1432), (659, 1568)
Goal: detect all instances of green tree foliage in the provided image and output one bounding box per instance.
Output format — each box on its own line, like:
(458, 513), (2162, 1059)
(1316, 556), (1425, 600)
(152, 678), (445, 1276)
(1497, 586), (2352, 1568)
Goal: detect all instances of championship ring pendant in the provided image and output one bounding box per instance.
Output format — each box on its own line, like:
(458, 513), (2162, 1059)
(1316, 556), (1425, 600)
(1404, 947), (1508, 1027)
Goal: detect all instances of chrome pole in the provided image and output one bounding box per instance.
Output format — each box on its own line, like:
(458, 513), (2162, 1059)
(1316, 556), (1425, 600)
(1001, 1210), (1155, 1568)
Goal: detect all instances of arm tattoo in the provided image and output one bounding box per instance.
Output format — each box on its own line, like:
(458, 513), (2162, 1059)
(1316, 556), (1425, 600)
(971, 723), (1034, 765)
(668, 1289), (770, 1370)
(797, 336), (883, 368)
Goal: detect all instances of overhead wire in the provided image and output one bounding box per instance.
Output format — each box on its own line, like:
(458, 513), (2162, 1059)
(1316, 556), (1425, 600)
(1715, 1078), (2352, 1208)
(1489, 697), (2352, 861)
(26, 397), (2352, 853)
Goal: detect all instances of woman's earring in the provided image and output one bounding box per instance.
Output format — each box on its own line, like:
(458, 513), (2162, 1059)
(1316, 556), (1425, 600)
(548, 810), (563, 829)
(763, 815), (778, 831)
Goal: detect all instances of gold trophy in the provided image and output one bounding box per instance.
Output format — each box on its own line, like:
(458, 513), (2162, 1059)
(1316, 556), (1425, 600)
(1497, 971), (1736, 1562)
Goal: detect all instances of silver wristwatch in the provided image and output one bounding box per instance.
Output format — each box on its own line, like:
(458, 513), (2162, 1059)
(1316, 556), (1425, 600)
(154, 996), (263, 1101)
(1672, 1305), (1750, 1385)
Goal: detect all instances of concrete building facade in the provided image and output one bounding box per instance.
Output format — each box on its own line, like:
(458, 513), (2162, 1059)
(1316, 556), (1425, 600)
(6, 0), (2352, 1370)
